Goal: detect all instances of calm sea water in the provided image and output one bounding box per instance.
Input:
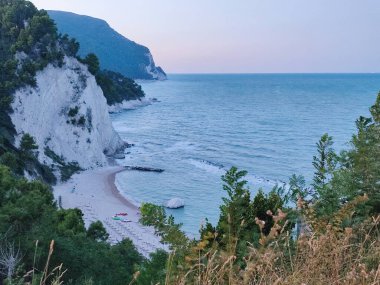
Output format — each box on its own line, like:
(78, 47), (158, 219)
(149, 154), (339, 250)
(111, 74), (380, 236)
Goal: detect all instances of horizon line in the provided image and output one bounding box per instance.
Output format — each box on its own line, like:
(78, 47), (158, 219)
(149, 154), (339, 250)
(166, 72), (380, 75)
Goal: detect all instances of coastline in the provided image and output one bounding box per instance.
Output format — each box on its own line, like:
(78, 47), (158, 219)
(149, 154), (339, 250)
(108, 98), (153, 113)
(107, 168), (139, 210)
(54, 166), (167, 258)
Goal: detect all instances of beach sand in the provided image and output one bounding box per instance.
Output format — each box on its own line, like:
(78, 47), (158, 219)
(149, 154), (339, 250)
(54, 166), (167, 257)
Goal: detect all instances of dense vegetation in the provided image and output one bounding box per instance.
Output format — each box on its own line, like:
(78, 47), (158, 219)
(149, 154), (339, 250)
(0, 165), (164, 284)
(81, 53), (145, 105)
(0, 0), (66, 182)
(0, 0), (144, 183)
(97, 70), (145, 105)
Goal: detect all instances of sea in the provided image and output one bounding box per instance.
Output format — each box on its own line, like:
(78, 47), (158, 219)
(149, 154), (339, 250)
(111, 74), (380, 237)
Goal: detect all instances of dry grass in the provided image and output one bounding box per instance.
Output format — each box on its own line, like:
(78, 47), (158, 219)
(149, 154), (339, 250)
(12, 197), (380, 285)
(20, 240), (66, 285)
(166, 197), (380, 285)
(240, 216), (380, 285)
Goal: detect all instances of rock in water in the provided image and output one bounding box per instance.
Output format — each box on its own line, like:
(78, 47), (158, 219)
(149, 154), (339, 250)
(165, 198), (185, 209)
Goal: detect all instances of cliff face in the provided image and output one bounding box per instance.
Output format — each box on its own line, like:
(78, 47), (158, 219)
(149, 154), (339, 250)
(145, 53), (167, 81)
(11, 57), (125, 170)
(48, 10), (167, 80)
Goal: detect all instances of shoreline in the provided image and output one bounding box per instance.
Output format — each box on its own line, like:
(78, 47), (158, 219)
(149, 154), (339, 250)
(54, 166), (167, 258)
(108, 97), (154, 113)
(107, 168), (139, 210)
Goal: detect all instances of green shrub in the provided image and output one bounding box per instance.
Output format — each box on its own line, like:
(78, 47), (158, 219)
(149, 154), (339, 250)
(77, 115), (86, 126)
(68, 106), (79, 117)
(59, 161), (82, 182)
(96, 70), (145, 105)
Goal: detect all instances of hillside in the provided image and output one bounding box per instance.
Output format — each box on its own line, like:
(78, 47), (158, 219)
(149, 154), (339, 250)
(48, 10), (167, 80)
(0, 0), (126, 182)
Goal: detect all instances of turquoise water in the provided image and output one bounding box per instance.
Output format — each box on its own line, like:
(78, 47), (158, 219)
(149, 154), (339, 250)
(111, 74), (380, 236)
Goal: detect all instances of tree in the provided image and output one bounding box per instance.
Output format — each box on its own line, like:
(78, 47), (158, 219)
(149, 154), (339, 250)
(250, 189), (284, 236)
(56, 209), (86, 236)
(312, 133), (336, 194)
(109, 239), (143, 284)
(312, 134), (340, 217)
(217, 167), (251, 244)
(59, 34), (79, 57)
(95, 70), (145, 105)
(348, 93), (380, 214)
(0, 153), (21, 175)
(137, 250), (168, 285)
(19, 133), (38, 154)
(140, 203), (188, 250)
(87, 221), (109, 242)
(140, 203), (167, 229)
(83, 53), (100, 75)
(28, 12), (57, 45)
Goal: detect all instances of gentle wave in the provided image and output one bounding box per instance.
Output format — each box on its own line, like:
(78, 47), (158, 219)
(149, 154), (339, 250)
(187, 158), (285, 189)
(187, 158), (225, 175)
(166, 141), (197, 152)
(110, 74), (379, 235)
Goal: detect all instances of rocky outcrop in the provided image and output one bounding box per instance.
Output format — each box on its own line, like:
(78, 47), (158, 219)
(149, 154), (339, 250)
(108, 98), (153, 113)
(124, 166), (164, 173)
(145, 53), (167, 81)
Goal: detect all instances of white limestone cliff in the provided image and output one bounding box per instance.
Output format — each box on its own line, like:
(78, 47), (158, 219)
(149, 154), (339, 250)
(11, 56), (125, 170)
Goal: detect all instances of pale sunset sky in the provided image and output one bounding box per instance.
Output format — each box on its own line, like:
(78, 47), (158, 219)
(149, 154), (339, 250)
(31, 0), (380, 73)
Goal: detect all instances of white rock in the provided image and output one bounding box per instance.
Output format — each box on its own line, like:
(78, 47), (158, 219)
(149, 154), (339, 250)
(11, 56), (125, 169)
(108, 98), (152, 113)
(145, 52), (167, 80)
(165, 198), (185, 209)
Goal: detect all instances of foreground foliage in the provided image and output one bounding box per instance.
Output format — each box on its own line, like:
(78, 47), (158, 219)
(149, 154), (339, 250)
(170, 202), (379, 285)
(0, 165), (173, 285)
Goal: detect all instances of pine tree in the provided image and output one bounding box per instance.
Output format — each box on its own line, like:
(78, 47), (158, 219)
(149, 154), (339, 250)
(83, 53), (100, 75)
(312, 133), (340, 216)
(217, 167), (251, 243)
(349, 93), (380, 214)
(19, 133), (38, 158)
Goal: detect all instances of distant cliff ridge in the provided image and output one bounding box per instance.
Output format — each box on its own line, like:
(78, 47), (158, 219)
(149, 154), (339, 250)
(48, 10), (167, 80)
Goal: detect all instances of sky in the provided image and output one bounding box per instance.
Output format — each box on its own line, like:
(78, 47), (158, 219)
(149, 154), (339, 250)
(31, 0), (380, 74)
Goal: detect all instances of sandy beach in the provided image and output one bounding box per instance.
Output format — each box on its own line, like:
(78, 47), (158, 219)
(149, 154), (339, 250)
(54, 166), (167, 258)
